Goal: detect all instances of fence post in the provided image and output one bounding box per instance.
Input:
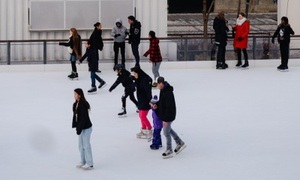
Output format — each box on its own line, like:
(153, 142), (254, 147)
(7, 41), (11, 65)
(253, 37), (256, 59)
(184, 38), (188, 61)
(43, 41), (47, 64)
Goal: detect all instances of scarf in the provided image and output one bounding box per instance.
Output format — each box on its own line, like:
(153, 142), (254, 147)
(236, 17), (247, 26)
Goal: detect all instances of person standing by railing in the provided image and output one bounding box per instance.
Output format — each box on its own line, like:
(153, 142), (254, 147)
(272, 16), (295, 71)
(232, 12), (250, 68)
(128, 15), (141, 68)
(59, 28), (82, 79)
(213, 11), (229, 69)
(111, 18), (127, 68)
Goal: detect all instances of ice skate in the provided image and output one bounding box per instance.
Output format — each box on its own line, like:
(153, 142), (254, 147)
(235, 61), (242, 68)
(241, 61), (249, 69)
(162, 150), (173, 159)
(81, 164), (94, 170)
(118, 108), (127, 118)
(68, 72), (78, 80)
(174, 142), (187, 154)
(76, 163), (84, 168)
(98, 81), (106, 89)
(87, 87), (97, 93)
(136, 129), (152, 139)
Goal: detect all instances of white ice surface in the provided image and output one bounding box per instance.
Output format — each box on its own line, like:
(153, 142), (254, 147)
(1, 64), (300, 180)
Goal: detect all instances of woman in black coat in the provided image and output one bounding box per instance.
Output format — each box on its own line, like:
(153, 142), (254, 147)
(213, 11), (229, 69)
(72, 88), (93, 169)
(131, 66), (153, 139)
(88, 22), (104, 72)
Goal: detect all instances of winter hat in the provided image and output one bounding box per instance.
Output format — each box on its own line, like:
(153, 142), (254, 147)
(157, 76), (165, 84)
(151, 95), (159, 104)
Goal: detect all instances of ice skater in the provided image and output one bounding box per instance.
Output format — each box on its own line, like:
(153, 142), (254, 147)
(78, 42), (106, 93)
(130, 66), (153, 139)
(72, 88), (94, 169)
(143, 31), (162, 87)
(149, 95), (163, 150)
(59, 28), (82, 79)
(154, 77), (186, 159)
(109, 64), (138, 117)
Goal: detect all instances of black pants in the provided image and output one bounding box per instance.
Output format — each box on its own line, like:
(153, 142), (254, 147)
(131, 43), (140, 67)
(236, 48), (248, 62)
(280, 42), (290, 67)
(114, 42), (125, 66)
(71, 61), (77, 73)
(121, 91), (138, 109)
(216, 44), (226, 64)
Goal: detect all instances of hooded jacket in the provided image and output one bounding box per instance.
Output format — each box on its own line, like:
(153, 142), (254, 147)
(272, 24), (295, 44)
(157, 82), (176, 122)
(132, 68), (152, 110)
(111, 18), (127, 43)
(109, 69), (135, 93)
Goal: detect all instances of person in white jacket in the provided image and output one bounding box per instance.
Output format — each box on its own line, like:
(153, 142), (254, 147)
(111, 18), (128, 67)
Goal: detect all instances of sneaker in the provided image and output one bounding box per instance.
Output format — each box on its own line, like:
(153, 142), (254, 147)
(81, 164), (93, 170)
(174, 142), (187, 154)
(88, 87), (97, 93)
(162, 150), (173, 159)
(98, 81), (106, 89)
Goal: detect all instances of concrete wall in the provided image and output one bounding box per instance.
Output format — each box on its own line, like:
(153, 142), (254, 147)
(0, 0), (169, 62)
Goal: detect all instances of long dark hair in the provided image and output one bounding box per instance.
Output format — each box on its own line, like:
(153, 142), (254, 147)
(73, 88), (90, 112)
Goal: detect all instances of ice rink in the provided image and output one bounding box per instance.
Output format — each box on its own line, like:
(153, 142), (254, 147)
(1, 60), (300, 180)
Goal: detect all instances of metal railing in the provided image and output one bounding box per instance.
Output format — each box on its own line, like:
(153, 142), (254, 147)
(0, 35), (300, 65)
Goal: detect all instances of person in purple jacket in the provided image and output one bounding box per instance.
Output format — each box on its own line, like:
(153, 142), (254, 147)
(149, 95), (163, 150)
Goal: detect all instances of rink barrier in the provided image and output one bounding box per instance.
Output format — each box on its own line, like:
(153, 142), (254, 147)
(0, 59), (300, 73)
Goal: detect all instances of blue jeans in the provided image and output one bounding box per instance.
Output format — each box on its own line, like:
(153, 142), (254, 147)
(78, 127), (93, 166)
(163, 122), (183, 151)
(90, 71), (104, 87)
(131, 43), (140, 66)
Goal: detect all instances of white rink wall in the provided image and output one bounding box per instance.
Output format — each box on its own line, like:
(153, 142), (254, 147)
(1, 59), (300, 73)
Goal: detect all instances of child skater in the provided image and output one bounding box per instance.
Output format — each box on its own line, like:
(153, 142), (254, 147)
(72, 88), (94, 170)
(109, 64), (138, 117)
(78, 42), (106, 93)
(149, 95), (163, 150)
(143, 31), (162, 87)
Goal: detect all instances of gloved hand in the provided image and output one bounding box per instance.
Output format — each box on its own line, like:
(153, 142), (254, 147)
(114, 34), (121, 38)
(271, 38), (275, 44)
(58, 42), (62, 45)
(237, 37), (243, 42)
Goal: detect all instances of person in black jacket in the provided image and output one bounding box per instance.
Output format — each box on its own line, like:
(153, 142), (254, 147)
(109, 64), (138, 116)
(78, 43), (106, 93)
(128, 16), (141, 67)
(213, 11), (229, 69)
(272, 16), (295, 71)
(59, 28), (82, 79)
(151, 77), (186, 159)
(131, 66), (153, 140)
(88, 22), (104, 73)
(73, 88), (93, 169)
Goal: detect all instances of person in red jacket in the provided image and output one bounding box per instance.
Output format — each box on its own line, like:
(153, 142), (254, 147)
(233, 13), (250, 68)
(143, 31), (162, 87)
